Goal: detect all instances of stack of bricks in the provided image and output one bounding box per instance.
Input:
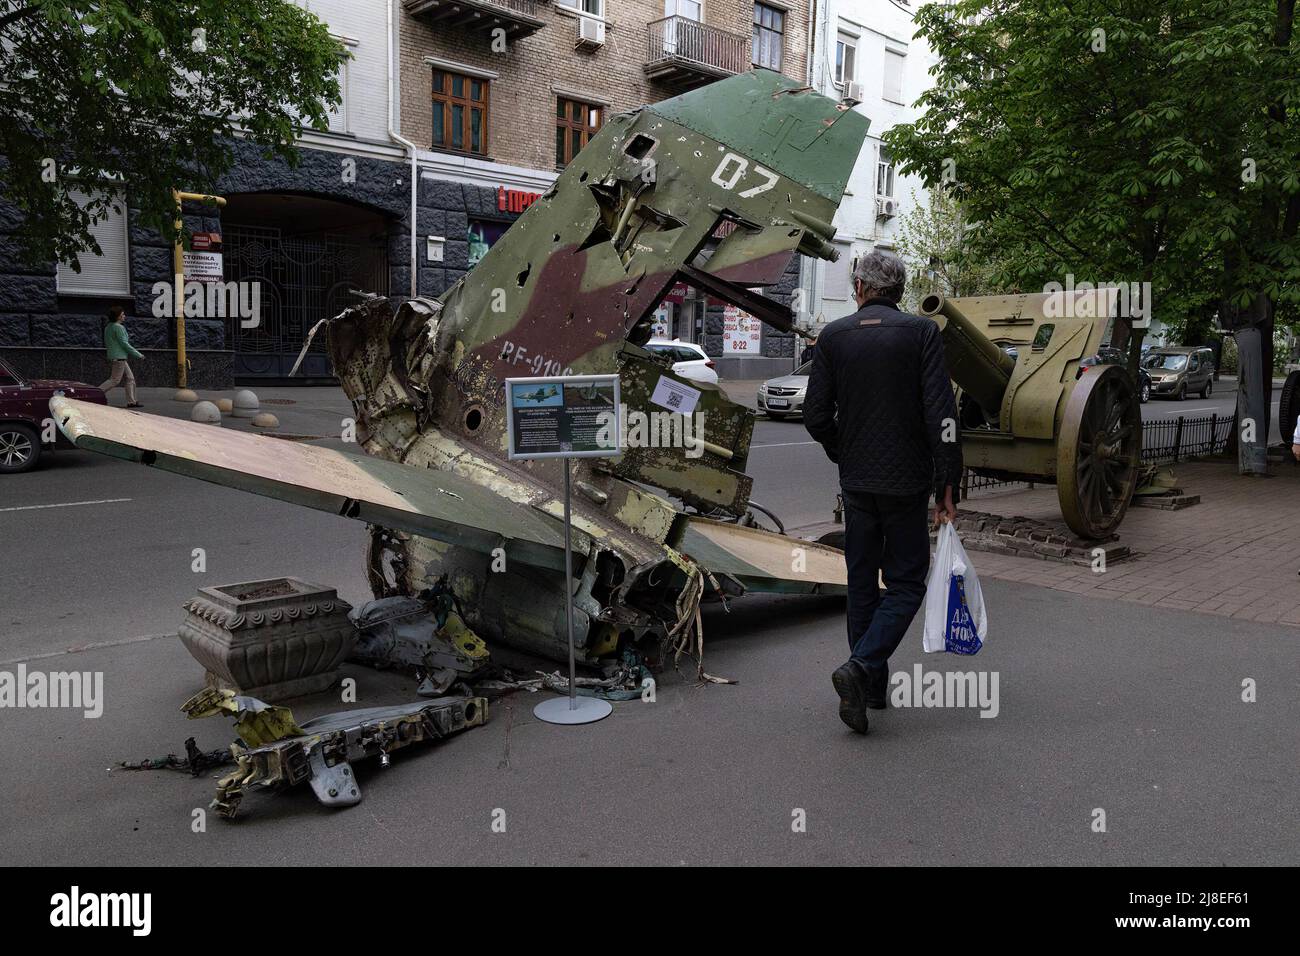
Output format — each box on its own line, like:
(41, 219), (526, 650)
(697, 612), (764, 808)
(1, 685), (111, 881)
(943, 509), (1132, 567)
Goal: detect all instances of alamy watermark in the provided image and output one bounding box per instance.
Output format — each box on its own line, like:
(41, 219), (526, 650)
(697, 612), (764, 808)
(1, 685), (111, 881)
(595, 404), (708, 459)
(151, 275), (261, 329)
(890, 664), (999, 718)
(0, 665), (103, 718)
(1042, 274), (1151, 326)
(50, 886), (150, 936)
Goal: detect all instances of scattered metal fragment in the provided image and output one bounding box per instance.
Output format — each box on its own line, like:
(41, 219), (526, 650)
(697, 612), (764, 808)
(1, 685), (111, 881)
(180, 688), (487, 819)
(349, 578), (491, 696)
(478, 647), (655, 701)
(183, 687), (305, 748)
(116, 737), (234, 776)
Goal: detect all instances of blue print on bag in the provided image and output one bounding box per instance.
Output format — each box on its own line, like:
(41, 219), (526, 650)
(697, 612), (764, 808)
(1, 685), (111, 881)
(945, 573), (982, 655)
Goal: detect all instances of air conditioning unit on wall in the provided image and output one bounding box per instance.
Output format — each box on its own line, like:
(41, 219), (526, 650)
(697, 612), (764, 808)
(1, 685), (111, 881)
(841, 81), (865, 106)
(876, 197), (898, 219)
(576, 16), (605, 49)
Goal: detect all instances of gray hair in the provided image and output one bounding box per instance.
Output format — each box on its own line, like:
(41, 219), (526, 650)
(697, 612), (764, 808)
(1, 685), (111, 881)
(852, 250), (907, 303)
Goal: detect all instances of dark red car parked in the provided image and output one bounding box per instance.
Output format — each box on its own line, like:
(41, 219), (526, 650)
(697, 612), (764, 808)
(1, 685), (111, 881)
(0, 355), (107, 474)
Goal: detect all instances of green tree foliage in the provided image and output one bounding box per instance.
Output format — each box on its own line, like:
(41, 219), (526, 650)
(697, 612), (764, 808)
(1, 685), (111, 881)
(0, 0), (343, 268)
(893, 187), (1005, 312)
(886, 0), (1299, 347)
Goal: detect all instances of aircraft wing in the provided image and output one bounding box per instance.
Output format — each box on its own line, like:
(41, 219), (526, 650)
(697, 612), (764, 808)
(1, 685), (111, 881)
(50, 397), (568, 572)
(678, 517), (847, 595)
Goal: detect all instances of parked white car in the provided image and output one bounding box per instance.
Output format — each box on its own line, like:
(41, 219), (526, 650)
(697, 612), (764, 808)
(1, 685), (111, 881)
(645, 339), (719, 384)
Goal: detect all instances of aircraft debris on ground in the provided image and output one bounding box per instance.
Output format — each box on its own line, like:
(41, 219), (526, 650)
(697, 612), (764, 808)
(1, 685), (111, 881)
(181, 688), (487, 819)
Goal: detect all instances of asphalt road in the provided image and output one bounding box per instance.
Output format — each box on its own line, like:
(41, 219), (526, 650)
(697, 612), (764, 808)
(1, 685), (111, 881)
(0, 386), (1295, 865)
(1138, 377), (1279, 425)
(1, 578), (1294, 866)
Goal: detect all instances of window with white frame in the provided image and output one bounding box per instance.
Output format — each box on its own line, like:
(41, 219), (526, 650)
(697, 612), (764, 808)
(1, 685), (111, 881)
(558, 0), (604, 17)
(876, 146), (895, 198)
(326, 49), (349, 134)
(824, 242), (853, 300)
(835, 32), (857, 87)
(882, 48), (906, 104)
(56, 188), (130, 296)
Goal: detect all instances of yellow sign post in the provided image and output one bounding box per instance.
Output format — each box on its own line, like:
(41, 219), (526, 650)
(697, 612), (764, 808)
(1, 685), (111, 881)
(172, 189), (227, 389)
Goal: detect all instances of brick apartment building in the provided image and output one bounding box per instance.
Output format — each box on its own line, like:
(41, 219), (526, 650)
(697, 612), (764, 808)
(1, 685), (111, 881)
(0, 1), (825, 386)
(399, 0), (813, 377)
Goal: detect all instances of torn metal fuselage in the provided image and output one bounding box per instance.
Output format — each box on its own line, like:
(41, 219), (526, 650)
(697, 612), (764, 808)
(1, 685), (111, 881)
(331, 71), (866, 667)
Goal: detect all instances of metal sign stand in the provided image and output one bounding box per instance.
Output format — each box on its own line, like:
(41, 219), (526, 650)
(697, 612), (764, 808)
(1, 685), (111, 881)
(503, 373), (621, 727)
(533, 463), (612, 725)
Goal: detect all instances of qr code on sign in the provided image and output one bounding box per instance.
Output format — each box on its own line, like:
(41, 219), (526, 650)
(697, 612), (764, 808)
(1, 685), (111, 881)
(666, 391), (683, 409)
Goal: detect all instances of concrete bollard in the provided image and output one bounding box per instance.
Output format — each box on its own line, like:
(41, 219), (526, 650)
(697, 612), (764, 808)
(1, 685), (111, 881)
(191, 401), (222, 425)
(232, 389), (259, 419)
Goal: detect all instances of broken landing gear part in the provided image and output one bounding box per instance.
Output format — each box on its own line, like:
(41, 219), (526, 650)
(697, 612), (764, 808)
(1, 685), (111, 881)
(181, 688), (487, 820)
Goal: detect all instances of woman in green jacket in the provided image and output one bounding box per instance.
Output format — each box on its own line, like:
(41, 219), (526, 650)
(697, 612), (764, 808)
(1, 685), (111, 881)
(100, 306), (144, 407)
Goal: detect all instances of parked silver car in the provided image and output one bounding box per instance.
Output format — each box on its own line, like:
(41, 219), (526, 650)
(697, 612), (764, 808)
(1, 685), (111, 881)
(757, 361), (811, 419)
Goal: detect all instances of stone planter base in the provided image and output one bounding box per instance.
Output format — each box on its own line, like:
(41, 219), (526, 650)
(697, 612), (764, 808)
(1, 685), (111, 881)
(179, 578), (355, 702)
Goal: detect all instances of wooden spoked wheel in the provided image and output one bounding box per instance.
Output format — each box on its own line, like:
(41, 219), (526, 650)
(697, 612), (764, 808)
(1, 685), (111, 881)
(1057, 365), (1142, 539)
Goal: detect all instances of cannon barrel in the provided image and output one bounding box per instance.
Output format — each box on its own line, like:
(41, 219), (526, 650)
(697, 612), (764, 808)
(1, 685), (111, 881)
(919, 294), (1017, 415)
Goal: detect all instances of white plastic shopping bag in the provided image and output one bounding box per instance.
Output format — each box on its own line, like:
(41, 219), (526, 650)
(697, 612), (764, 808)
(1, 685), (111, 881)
(923, 523), (987, 654)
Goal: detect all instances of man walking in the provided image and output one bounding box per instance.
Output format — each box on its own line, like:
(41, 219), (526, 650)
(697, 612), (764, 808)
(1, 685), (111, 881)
(804, 251), (962, 733)
(101, 306), (144, 408)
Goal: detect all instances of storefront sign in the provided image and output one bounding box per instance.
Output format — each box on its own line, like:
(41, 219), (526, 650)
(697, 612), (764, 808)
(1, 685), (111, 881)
(190, 232), (222, 252)
(663, 283), (689, 304)
(497, 188), (542, 215)
(722, 303), (761, 354)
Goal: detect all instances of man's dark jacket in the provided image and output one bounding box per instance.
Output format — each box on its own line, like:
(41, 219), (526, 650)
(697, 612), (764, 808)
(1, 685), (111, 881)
(803, 296), (963, 501)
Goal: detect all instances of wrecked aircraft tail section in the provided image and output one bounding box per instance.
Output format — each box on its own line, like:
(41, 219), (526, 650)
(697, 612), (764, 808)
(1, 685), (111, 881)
(54, 70), (862, 673)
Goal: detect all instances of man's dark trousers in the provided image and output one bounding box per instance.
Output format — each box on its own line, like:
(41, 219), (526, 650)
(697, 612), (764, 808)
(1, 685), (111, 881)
(842, 487), (931, 673)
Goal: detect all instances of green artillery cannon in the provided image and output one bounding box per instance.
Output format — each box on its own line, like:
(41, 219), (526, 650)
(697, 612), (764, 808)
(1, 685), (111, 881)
(920, 292), (1143, 539)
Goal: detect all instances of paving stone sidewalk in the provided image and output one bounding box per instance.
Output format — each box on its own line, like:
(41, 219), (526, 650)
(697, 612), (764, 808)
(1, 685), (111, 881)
(963, 457), (1300, 626)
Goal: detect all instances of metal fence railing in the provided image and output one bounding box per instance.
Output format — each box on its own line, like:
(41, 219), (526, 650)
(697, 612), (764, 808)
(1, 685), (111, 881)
(961, 414), (1235, 497)
(1140, 413), (1234, 464)
(961, 472), (1032, 497)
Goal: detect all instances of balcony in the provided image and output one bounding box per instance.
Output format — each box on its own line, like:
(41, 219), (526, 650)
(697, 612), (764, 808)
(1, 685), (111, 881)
(645, 16), (750, 89)
(404, 0), (545, 41)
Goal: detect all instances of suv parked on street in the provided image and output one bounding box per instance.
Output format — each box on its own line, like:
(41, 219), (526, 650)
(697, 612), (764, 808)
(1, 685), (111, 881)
(1142, 346), (1216, 400)
(0, 355), (106, 473)
(644, 339), (719, 384)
